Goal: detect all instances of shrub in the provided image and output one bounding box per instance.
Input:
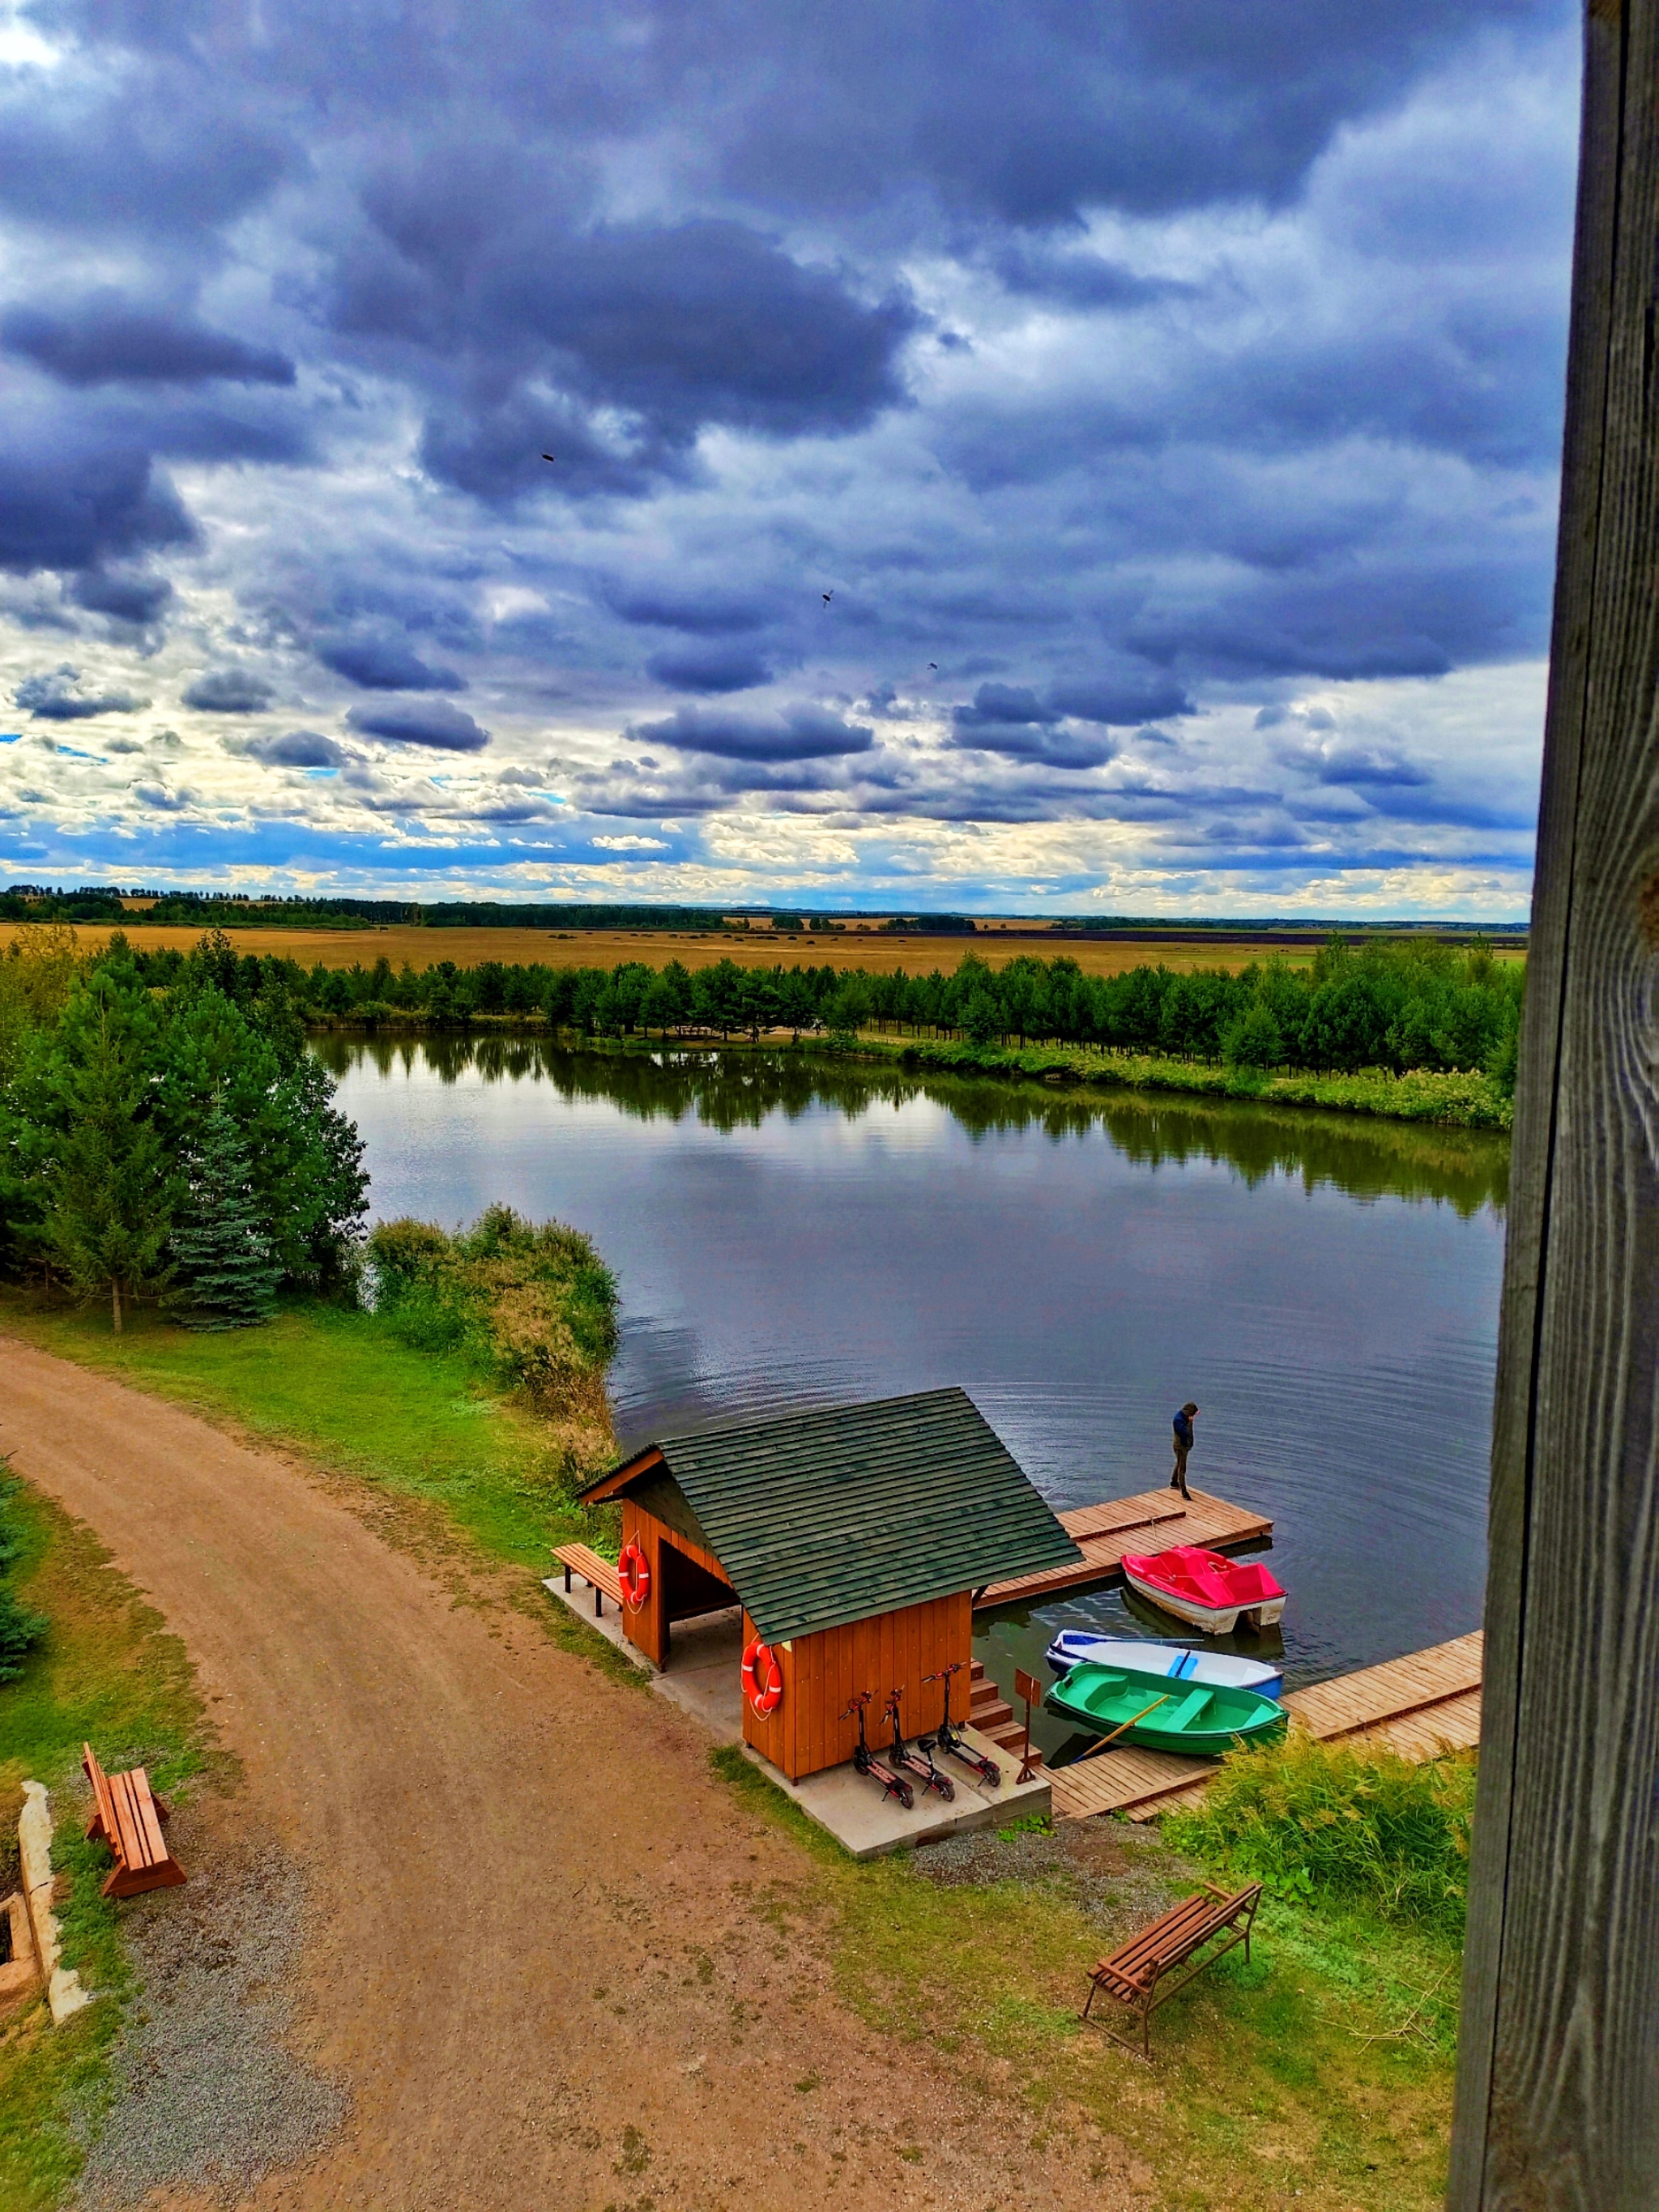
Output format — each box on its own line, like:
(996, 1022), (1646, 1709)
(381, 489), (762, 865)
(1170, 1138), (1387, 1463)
(0, 1467), (46, 1679)
(368, 1204), (619, 1477)
(1163, 1728), (1476, 1929)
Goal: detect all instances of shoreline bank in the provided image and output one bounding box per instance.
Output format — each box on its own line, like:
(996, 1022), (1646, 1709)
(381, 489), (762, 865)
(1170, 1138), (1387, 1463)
(306, 1013), (1514, 1132)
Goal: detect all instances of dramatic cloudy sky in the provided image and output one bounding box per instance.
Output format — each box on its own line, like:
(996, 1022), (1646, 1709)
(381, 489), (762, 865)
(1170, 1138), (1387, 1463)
(0, 0), (1580, 914)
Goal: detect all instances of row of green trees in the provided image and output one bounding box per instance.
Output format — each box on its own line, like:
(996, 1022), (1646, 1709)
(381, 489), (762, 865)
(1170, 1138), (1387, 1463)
(119, 931), (1525, 1086)
(0, 927), (367, 1331)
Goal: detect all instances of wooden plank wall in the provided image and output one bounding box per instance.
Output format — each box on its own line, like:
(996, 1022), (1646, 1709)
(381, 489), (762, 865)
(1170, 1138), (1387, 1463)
(742, 1592), (973, 1781)
(619, 1502), (733, 1668)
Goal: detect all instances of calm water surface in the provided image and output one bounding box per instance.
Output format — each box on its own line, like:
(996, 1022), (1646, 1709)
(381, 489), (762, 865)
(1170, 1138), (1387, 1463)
(319, 1036), (1507, 1748)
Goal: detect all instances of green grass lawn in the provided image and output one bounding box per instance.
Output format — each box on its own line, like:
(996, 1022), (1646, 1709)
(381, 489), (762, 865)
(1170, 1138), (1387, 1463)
(0, 1481), (215, 2210)
(712, 1748), (1460, 2212)
(0, 1290), (620, 1578)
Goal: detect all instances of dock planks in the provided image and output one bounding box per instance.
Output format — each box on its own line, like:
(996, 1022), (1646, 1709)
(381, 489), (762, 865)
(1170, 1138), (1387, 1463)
(975, 1486), (1273, 1609)
(1049, 1630), (1484, 1822)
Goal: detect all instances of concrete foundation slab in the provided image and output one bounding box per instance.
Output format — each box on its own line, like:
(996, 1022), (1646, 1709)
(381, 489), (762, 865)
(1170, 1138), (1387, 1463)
(543, 1572), (1051, 1857)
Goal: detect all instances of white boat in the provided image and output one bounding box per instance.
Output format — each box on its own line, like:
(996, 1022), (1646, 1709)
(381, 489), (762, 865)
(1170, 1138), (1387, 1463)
(1043, 1630), (1282, 1699)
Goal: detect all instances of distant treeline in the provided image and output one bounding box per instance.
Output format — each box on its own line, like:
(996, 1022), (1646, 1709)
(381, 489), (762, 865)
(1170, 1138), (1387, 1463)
(115, 932), (1525, 1085)
(0, 885), (753, 931)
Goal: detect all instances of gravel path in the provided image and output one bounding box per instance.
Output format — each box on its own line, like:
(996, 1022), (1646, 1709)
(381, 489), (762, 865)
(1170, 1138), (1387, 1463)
(76, 1852), (348, 2207)
(1, 1338), (1145, 2212)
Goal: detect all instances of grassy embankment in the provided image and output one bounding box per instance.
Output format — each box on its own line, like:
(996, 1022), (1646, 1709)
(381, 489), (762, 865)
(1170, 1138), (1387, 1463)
(0, 1477), (217, 2210)
(5, 1275), (1467, 2212)
(851, 1032), (1515, 1131)
(0, 1288), (629, 1676)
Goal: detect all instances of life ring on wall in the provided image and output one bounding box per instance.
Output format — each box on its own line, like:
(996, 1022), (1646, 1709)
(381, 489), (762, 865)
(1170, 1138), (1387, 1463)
(741, 1637), (783, 1715)
(617, 1541), (651, 1609)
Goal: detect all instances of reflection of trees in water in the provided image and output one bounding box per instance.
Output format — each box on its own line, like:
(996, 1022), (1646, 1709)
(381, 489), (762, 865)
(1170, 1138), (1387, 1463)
(312, 1035), (1508, 1217)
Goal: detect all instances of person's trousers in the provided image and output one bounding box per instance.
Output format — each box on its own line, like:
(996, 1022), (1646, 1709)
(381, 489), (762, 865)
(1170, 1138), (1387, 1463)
(1171, 1445), (1190, 1497)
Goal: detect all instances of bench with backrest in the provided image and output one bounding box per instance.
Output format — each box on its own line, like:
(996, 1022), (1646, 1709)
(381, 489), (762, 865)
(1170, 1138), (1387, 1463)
(552, 1542), (625, 1617)
(82, 1743), (187, 1899)
(1081, 1881), (1261, 2057)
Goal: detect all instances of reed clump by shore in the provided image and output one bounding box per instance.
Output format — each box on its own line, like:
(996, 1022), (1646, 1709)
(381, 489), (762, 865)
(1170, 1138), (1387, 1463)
(1164, 1730), (1478, 1932)
(366, 1204), (619, 1485)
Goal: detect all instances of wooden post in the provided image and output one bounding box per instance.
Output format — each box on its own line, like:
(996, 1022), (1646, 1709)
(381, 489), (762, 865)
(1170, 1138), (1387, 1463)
(1013, 1667), (1041, 1784)
(1449, 4), (1659, 2201)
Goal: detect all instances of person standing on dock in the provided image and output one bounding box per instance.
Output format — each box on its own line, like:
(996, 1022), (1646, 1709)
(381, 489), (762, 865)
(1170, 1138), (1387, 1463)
(1171, 1402), (1198, 1500)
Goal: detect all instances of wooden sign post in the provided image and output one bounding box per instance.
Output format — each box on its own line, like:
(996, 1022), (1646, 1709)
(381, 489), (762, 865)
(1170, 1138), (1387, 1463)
(1449, 5), (1659, 2198)
(1013, 1668), (1042, 1784)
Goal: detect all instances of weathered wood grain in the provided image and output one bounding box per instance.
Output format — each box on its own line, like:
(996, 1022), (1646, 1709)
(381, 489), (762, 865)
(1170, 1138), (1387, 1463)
(1449, 5), (1659, 2202)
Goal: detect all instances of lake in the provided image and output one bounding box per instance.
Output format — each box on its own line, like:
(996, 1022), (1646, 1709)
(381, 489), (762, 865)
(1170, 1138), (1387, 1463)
(318, 1034), (1507, 1750)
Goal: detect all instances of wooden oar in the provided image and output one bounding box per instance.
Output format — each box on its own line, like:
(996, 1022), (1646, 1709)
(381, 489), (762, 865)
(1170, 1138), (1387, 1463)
(1079, 1693), (1172, 1761)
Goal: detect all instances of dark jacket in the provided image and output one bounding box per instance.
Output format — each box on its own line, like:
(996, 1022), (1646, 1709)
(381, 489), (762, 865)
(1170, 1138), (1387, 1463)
(1173, 1409), (1194, 1449)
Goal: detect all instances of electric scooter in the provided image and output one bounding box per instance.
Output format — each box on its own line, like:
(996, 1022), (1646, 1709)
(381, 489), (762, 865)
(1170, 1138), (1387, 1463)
(884, 1686), (954, 1801)
(842, 1691), (915, 1809)
(922, 1660), (1002, 1788)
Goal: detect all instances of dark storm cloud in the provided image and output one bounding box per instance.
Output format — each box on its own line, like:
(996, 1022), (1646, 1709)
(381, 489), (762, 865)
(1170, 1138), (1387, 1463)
(318, 637), (467, 692)
(183, 667), (275, 713)
(693, 0), (1562, 225)
(15, 664), (149, 720)
(630, 703), (875, 762)
(948, 676), (1194, 768)
(71, 570), (173, 625)
(0, 435), (196, 576)
(353, 206), (921, 502)
(344, 700), (491, 752)
(608, 588), (770, 635)
(644, 641), (774, 693)
(241, 729), (347, 767)
(2, 298), (295, 388)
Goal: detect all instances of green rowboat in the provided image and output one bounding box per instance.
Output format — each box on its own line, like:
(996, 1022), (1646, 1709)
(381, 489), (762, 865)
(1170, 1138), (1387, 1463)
(1043, 1661), (1287, 1756)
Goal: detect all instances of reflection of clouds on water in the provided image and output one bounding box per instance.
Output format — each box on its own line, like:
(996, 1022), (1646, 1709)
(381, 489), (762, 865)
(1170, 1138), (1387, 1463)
(323, 1037), (1502, 1693)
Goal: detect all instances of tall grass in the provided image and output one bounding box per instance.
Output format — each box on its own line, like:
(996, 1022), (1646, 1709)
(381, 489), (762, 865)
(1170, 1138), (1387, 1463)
(368, 1203), (619, 1481)
(1164, 1730), (1477, 1930)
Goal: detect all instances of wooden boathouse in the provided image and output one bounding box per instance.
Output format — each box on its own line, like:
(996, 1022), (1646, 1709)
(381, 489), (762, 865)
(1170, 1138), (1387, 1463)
(578, 1387), (1083, 1782)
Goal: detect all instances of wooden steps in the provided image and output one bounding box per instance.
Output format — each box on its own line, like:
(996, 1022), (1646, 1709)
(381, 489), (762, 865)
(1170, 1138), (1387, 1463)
(969, 1660), (1043, 1772)
(1049, 1630), (1484, 1823)
(975, 1487), (1273, 1610)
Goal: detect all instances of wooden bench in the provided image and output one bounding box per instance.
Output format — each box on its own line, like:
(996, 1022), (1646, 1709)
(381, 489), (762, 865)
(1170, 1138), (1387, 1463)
(82, 1743), (187, 1899)
(1081, 1881), (1261, 2057)
(552, 1543), (624, 1617)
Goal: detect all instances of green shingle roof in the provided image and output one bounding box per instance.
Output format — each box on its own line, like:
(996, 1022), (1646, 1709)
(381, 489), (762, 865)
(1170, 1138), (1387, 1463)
(588, 1387), (1084, 1643)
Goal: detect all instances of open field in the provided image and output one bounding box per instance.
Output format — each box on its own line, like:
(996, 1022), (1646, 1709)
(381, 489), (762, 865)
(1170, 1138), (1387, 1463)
(1, 918), (1520, 978)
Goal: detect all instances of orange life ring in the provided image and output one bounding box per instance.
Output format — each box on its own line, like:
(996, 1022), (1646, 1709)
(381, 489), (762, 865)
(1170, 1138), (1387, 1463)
(741, 1636), (783, 1715)
(617, 1541), (650, 1609)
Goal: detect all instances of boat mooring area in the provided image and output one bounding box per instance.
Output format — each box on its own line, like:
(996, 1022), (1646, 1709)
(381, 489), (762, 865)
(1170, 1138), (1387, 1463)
(1050, 1630), (1484, 1822)
(542, 1573), (1051, 1858)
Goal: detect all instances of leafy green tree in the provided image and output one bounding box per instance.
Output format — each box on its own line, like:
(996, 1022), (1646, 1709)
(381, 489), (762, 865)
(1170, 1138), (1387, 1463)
(169, 1097), (284, 1329)
(1223, 1000), (1285, 1069)
(962, 986), (1003, 1046)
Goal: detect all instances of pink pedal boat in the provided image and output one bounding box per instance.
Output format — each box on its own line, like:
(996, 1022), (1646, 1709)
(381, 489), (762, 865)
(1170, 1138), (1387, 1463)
(1120, 1545), (1287, 1636)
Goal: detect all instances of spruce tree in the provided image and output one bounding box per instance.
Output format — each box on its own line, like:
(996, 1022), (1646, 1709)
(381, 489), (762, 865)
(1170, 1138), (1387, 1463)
(170, 1098), (283, 1330)
(36, 978), (175, 1332)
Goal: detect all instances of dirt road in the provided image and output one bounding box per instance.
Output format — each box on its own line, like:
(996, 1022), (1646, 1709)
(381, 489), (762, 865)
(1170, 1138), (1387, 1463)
(1, 1340), (1139, 2211)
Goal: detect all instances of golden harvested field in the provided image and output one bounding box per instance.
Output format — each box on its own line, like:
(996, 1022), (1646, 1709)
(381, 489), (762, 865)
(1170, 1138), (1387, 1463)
(0, 918), (1333, 976)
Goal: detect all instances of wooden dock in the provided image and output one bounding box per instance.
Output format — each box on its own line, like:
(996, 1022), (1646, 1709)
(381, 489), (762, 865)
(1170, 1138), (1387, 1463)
(1050, 1630), (1484, 1823)
(975, 1486), (1273, 1610)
